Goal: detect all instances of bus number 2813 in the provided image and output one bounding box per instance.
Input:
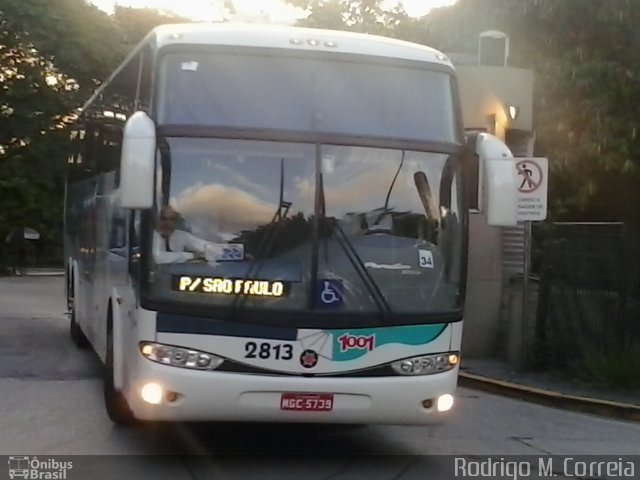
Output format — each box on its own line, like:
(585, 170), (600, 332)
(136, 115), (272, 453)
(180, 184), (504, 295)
(245, 342), (293, 360)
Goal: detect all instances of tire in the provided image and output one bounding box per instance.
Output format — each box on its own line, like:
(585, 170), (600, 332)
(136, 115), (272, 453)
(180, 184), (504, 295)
(104, 322), (136, 426)
(68, 291), (89, 349)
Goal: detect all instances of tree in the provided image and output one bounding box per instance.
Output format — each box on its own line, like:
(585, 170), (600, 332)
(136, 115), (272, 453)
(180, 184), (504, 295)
(288, 0), (410, 36)
(0, 0), (191, 269)
(113, 6), (190, 49)
(0, 0), (126, 160)
(419, 0), (640, 223)
(0, 0), (124, 86)
(1, 0), (188, 159)
(0, 13), (79, 160)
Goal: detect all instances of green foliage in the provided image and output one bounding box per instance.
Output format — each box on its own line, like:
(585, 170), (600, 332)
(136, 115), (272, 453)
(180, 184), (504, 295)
(0, 0), (189, 268)
(577, 347), (640, 391)
(288, 0), (410, 35)
(0, 130), (67, 268)
(1, 0), (124, 86)
(416, 0), (640, 224)
(0, 16), (78, 158)
(113, 6), (190, 49)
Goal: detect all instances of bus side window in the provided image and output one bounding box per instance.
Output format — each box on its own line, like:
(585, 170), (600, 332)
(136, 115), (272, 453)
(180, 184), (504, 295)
(96, 124), (123, 184)
(80, 123), (101, 177)
(110, 214), (127, 251)
(66, 127), (87, 182)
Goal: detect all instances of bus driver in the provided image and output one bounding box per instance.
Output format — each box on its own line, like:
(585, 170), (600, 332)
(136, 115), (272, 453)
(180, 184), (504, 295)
(153, 205), (217, 264)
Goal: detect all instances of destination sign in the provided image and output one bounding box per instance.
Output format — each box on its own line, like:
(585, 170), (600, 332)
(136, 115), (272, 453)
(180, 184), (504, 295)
(172, 276), (288, 297)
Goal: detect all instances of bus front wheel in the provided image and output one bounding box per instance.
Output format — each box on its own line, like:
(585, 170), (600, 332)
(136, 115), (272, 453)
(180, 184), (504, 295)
(104, 322), (136, 426)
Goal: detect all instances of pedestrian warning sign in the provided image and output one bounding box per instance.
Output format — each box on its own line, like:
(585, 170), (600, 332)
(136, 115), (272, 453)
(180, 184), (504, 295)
(515, 158), (548, 221)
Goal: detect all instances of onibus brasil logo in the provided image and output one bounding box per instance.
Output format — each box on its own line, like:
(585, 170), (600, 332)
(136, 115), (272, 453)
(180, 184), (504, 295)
(8, 456), (73, 479)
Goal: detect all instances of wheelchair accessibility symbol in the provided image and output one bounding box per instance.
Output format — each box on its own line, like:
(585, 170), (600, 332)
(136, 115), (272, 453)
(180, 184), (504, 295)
(317, 280), (343, 308)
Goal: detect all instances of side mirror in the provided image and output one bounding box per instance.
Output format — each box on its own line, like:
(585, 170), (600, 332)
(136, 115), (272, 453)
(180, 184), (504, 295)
(120, 112), (156, 209)
(476, 133), (518, 227)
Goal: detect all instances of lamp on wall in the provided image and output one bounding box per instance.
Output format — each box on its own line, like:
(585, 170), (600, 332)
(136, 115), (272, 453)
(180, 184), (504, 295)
(507, 104), (520, 121)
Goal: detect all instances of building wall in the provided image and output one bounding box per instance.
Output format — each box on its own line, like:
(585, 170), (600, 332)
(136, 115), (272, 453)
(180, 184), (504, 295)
(463, 214), (504, 357)
(456, 66), (534, 134)
(456, 65), (534, 357)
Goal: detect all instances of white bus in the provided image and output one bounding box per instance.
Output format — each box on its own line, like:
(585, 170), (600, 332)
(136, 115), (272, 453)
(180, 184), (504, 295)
(64, 23), (517, 425)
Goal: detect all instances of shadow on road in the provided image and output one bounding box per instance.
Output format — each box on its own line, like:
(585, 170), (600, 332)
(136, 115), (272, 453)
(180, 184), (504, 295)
(119, 421), (455, 479)
(0, 312), (102, 379)
(171, 421), (403, 455)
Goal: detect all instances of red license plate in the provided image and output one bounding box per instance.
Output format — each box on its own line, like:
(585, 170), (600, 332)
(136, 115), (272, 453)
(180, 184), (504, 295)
(280, 393), (334, 411)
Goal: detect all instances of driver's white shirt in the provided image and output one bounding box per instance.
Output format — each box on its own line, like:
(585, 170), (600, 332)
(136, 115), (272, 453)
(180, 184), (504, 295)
(153, 230), (210, 264)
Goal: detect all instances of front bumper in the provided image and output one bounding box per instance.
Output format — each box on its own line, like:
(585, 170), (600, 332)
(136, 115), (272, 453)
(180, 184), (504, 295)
(125, 359), (459, 425)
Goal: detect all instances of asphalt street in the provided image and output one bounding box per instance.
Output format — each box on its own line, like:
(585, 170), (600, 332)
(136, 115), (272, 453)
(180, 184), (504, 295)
(1, 276), (639, 479)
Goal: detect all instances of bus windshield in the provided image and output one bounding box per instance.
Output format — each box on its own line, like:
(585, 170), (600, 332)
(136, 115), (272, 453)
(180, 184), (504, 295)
(156, 50), (458, 144)
(146, 137), (465, 324)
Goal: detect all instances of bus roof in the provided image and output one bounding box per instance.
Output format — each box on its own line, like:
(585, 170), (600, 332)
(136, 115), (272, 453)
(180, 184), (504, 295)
(146, 23), (453, 68)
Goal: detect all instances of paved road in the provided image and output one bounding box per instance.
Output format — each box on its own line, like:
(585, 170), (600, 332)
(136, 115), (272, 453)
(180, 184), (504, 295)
(1, 276), (639, 479)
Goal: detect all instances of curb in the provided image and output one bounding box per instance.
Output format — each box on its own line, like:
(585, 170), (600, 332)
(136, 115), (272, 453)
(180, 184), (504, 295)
(17, 269), (64, 277)
(459, 371), (640, 423)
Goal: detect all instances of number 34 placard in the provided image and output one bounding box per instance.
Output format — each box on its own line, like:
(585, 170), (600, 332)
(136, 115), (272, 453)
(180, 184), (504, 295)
(419, 249), (434, 268)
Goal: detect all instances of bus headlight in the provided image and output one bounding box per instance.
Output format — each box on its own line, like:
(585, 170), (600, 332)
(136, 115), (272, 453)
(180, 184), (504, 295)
(391, 352), (459, 376)
(140, 342), (224, 370)
(141, 382), (163, 405)
(437, 393), (455, 412)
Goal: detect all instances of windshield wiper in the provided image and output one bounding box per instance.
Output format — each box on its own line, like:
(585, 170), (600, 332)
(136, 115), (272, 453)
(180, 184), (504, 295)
(228, 158), (291, 319)
(328, 215), (393, 323)
(310, 148), (393, 323)
(373, 150), (405, 227)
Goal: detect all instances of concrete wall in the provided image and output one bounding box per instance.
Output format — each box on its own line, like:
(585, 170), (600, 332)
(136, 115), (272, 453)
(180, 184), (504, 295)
(463, 214), (504, 357)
